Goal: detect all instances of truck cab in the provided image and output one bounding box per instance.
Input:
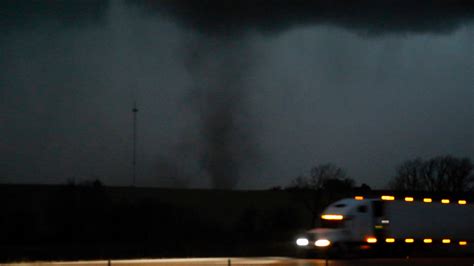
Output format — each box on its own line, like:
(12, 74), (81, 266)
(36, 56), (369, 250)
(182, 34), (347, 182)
(297, 198), (381, 253)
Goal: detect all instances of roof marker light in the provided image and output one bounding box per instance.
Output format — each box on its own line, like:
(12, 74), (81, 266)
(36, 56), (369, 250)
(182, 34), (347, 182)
(366, 237), (377, 243)
(458, 200), (467, 205)
(423, 238), (433, 243)
(381, 195), (395, 201)
(404, 197), (414, 202)
(441, 199), (450, 204)
(385, 238), (395, 243)
(442, 239), (451, 244)
(321, 214), (344, 220)
(354, 196), (364, 200)
(423, 198), (432, 203)
(459, 241), (468, 246)
(405, 238), (414, 243)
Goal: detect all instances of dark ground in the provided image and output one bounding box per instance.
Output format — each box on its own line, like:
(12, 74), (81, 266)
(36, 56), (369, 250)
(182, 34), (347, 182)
(1, 184), (473, 262)
(0, 183), (311, 262)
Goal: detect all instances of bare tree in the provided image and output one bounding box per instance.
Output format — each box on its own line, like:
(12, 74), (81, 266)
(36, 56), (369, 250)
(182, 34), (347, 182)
(389, 155), (474, 192)
(389, 158), (424, 191)
(420, 158), (437, 191)
(289, 163), (354, 227)
(441, 156), (473, 192)
(292, 163), (351, 190)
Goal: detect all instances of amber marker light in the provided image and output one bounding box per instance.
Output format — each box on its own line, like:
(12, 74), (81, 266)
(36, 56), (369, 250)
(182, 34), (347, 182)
(423, 238), (433, 243)
(381, 195), (395, 201)
(441, 199), (450, 204)
(321, 214), (343, 220)
(442, 239), (451, 244)
(354, 196), (364, 200)
(423, 198), (432, 203)
(404, 197), (414, 202)
(458, 200), (467, 205)
(385, 238), (395, 243)
(405, 238), (414, 243)
(366, 237), (377, 243)
(459, 241), (468, 246)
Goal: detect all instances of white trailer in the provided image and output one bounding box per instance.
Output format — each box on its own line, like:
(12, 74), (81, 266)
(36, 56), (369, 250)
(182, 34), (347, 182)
(296, 195), (474, 255)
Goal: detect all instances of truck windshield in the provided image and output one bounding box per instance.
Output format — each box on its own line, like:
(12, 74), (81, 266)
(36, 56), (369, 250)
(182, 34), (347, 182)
(320, 219), (344, 229)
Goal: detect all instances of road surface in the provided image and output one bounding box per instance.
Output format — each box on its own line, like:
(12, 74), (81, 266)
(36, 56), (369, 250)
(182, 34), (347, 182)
(3, 257), (474, 266)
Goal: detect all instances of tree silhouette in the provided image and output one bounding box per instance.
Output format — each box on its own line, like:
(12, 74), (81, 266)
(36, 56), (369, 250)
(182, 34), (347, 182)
(288, 163), (354, 227)
(389, 155), (474, 192)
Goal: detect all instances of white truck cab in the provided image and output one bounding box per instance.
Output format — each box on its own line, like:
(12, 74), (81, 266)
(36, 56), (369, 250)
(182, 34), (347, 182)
(297, 198), (378, 251)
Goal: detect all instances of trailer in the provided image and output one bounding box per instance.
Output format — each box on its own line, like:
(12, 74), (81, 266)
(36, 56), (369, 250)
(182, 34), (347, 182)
(295, 195), (474, 256)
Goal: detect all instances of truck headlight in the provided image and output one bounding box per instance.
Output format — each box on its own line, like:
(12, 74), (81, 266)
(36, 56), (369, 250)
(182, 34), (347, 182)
(296, 238), (309, 246)
(315, 239), (331, 247)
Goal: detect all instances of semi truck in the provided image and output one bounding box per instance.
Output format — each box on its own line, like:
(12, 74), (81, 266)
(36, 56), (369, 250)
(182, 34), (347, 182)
(296, 195), (474, 256)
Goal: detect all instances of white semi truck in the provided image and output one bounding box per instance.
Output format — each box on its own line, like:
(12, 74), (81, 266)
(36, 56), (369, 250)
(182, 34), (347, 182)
(296, 195), (474, 256)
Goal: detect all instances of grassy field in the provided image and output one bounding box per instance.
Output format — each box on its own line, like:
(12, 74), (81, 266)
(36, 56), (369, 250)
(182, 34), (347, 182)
(2, 184), (472, 262)
(0, 184), (314, 262)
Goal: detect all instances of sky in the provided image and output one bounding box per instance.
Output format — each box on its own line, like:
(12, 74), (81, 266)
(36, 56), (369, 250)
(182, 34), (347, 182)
(1, 0), (473, 189)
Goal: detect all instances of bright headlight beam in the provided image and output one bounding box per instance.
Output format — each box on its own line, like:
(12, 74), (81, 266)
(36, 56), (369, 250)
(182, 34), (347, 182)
(296, 238), (309, 246)
(315, 239), (331, 247)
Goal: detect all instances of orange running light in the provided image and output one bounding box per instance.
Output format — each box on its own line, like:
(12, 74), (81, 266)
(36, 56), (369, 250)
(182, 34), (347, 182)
(381, 195), (395, 201)
(366, 237), (377, 243)
(321, 214), (343, 220)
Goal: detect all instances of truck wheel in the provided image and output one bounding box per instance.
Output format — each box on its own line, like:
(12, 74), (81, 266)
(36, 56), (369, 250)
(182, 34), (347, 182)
(328, 243), (348, 259)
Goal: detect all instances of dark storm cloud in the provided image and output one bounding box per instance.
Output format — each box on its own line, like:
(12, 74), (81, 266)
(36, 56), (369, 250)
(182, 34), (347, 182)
(0, 0), (260, 189)
(124, 0), (474, 189)
(0, 0), (109, 32)
(131, 0), (474, 36)
(0, 1), (113, 184)
(1, 1), (472, 189)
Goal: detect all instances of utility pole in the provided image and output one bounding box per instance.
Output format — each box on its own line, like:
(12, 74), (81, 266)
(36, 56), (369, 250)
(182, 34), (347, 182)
(132, 101), (138, 187)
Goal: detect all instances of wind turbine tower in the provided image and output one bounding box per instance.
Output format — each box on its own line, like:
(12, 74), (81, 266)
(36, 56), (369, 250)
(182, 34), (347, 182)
(132, 101), (138, 186)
